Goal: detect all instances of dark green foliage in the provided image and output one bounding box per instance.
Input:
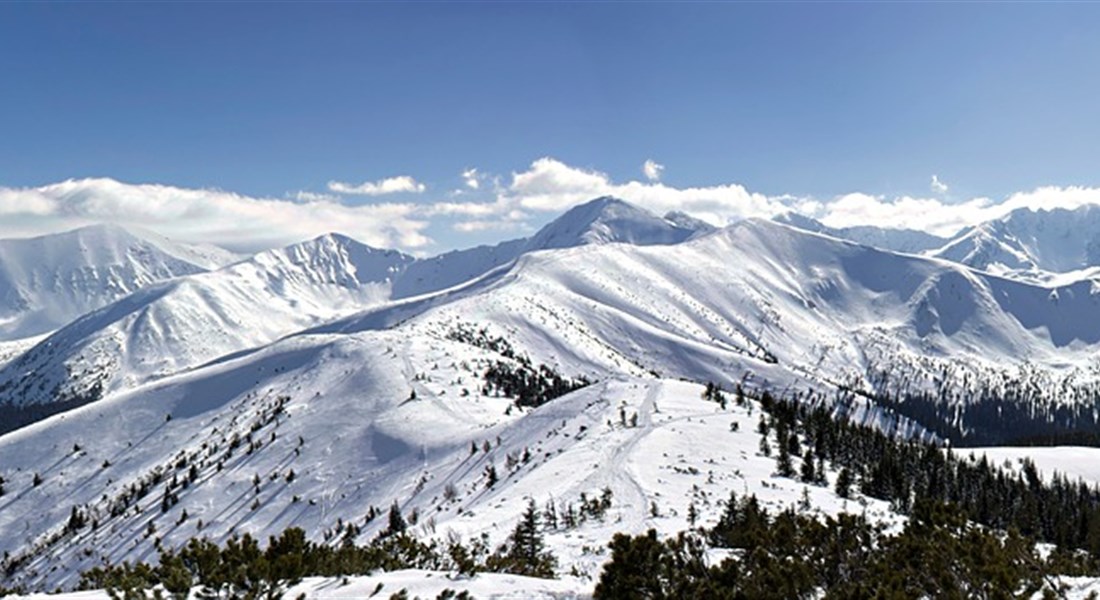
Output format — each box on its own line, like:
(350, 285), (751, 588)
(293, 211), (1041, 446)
(860, 364), (1100, 447)
(702, 382), (727, 409)
(834, 467), (853, 499)
(594, 530), (714, 599)
(485, 500), (558, 578)
(448, 324), (590, 408)
(482, 360), (589, 409)
(755, 389), (1100, 554)
(79, 526), (456, 597)
(384, 501), (407, 537)
(597, 497), (1075, 599)
(65, 506), (87, 533)
(76, 513), (555, 597)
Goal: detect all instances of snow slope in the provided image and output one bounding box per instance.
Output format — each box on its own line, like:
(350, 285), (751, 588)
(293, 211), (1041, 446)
(379, 218), (1100, 407)
(0, 234), (414, 410)
(14, 210), (1100, 433)
(391, 196), (706, 299)
(0, 225), (227, 340)
(932, 205), (1100, 278)
(966, 446), (1100, 487)
(6, 198), (1100, 593)
(0, 198), (709, 413)
(0, 322), (892, 591)
(774, 212), (950, 254)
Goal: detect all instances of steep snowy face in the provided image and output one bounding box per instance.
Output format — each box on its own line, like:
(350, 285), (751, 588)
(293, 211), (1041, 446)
(932, 204), (1100, 276)
(774, 213), (949, 255)
(251, 233), (415, 290)
(0, 224), (217, 340)
(0, 234), (416, 413)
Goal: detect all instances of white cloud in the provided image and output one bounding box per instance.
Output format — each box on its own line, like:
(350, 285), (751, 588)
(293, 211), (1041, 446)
(0, 178), (432, 252)
(931, 174), (949, 194)
(420, 158), (1100, 241)
(6, 161), (1100, 255)
(814, 186), (1100, 237)
(462, 168), (481, 190)
(643, 159), (664, 182)
(509, 158), (614, 211)
(328, 175), (426, 196)
(817, 193), (994, 236)
(291, 190), (339, 203)
(499, 157), (787, 226)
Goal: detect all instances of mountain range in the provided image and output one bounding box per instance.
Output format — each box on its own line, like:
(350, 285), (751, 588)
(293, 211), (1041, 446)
(4, 192), (1100, 594)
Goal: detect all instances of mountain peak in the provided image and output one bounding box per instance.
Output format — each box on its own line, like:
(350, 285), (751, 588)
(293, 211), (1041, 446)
(526, 196), (703, 251)
(251, 232), (416, 289)
(932, 202), (1100, 275)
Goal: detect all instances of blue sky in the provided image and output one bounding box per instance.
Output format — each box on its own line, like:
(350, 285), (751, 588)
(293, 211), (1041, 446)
(2, 2), (1100, 252)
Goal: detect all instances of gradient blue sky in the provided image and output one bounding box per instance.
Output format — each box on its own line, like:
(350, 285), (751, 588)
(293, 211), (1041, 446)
(2, 2), (1100, 251)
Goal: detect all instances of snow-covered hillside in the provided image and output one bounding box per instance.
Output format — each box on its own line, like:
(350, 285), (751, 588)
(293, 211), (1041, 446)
(0, 323), (891, 591)
(0, 198), (712, 414)
(931, 205), (1100, 278)
(9, 208), (1100, 441)
(774, 212), (949, 254)
(0, 225), (230, 340)
(399, 219), (1100, 405)
(0, 233), (414, 413)
(7, 196), (1100, 594)
(392, 196), (707, 299)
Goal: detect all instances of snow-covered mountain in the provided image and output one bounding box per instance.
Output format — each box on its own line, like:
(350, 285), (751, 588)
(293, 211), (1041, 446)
(931, 205), (1100, 278)
(392, 196), (708, 299)
(0, 224), (236, 341)
(774, 212), (949, 254)
(10, 202), (1100, 434)
(0, 198), (707, 416)
(0, 233), (414, 414)
(8, 197), (1100, 593)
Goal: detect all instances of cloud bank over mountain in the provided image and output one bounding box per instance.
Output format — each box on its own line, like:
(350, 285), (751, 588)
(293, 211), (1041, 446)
(2, 158), (1100, 253)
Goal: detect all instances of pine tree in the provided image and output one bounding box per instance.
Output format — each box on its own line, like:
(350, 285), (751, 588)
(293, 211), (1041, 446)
(488, 499), (557, 578)
(800, 454), (817, 484)
(385, 501), (407, 537)
(66, 506), (86, 532)
(776, 439), (794, 478)
(835, 467), (853, 499)
(759, 435), (771, 457)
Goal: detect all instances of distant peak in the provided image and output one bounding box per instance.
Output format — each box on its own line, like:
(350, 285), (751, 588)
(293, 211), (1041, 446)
(280, 232), (414, 263)
(772, 212), (827, 232)
(586, 195), (628, 207)
(311, 232), (359, 246)
(556, 196), (640, 221)
(527, 196), (700, 250)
